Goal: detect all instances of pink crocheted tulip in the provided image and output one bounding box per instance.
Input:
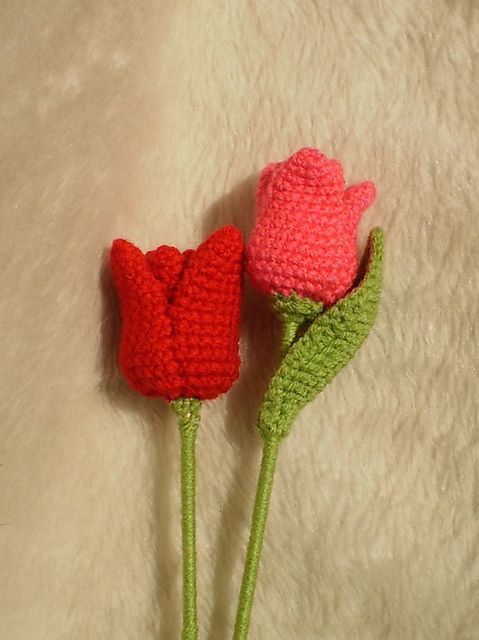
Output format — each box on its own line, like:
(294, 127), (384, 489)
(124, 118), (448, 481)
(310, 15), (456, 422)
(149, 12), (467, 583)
(246, 147), (376, 305)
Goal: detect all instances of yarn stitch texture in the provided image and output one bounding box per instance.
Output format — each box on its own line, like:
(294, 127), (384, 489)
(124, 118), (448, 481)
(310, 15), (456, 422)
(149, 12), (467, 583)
(273, 292), (324, 355)
(233, 149), (384, 640)
(172, 398), (202, 640)
(258, 227), (384, 441)
(246, 147), (376, 305)
(110, 225), (244, 401)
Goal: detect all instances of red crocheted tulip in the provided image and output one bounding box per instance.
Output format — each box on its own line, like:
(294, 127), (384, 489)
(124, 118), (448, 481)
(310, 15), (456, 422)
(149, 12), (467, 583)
(246, 147), (376, 305)
(110, 225), (244, 401)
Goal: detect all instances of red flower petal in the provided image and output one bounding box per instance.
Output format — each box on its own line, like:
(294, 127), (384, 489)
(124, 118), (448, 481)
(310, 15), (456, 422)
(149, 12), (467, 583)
(110, 228), (244, 401)
(343, 181), (376, 220)
(170, 225), (244, 400)
(145, 245), (185, 295)
(110, 239), (182, 398)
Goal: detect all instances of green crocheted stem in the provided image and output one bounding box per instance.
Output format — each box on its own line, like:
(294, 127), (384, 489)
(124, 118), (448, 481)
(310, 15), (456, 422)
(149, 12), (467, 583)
(233, 438), (280, 640)
(258, 228), (384, 441)
(171, 398), (202, 640)
(273, 292), (324, 355)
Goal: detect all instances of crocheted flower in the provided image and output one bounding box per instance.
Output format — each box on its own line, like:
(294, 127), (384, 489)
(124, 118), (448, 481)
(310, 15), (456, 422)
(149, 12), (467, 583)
(110, 225), (244, 401)
(246, 147), (376, 305)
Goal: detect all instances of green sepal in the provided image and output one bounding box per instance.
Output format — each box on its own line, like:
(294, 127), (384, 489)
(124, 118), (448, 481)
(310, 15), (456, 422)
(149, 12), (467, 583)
(171, 397), (202, 436)
(273, 292), (325, 354)
(257, 227), (385, 441)
(273, 291), (324, 324)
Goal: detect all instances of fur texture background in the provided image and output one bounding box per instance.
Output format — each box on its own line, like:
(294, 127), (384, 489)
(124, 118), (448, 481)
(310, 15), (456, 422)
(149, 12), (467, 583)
(1, 1), (478, 638)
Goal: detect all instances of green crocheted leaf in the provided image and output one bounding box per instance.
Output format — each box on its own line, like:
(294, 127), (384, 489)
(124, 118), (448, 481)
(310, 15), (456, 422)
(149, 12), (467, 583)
(257, 227), (385, 441)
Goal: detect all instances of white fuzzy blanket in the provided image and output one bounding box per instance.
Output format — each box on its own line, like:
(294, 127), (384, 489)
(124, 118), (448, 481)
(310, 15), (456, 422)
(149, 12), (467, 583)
(1, 1), (478, 638)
